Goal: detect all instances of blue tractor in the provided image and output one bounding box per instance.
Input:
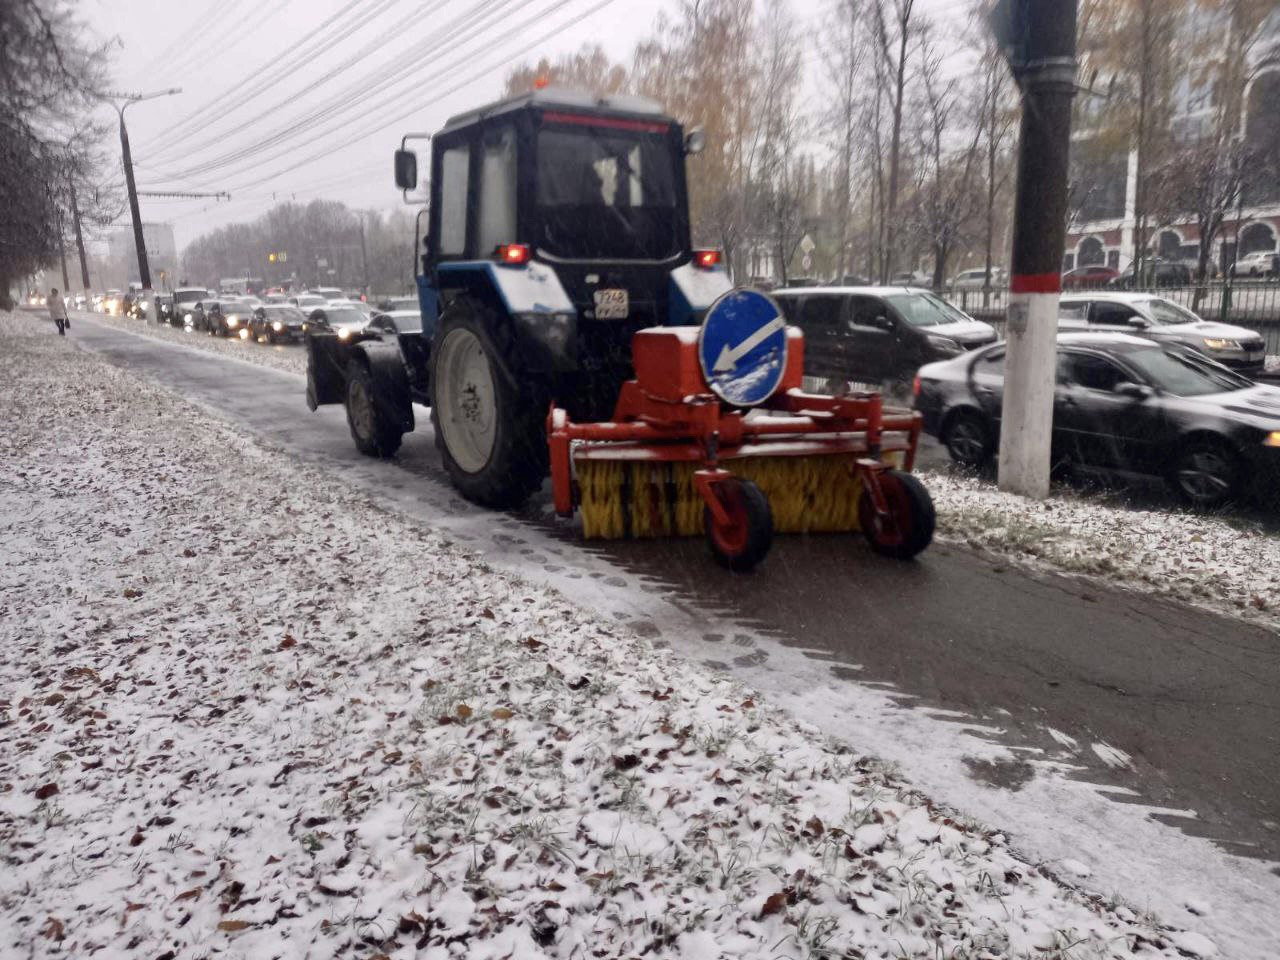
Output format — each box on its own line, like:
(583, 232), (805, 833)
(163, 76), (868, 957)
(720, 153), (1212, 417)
(305, 88), (729, 508)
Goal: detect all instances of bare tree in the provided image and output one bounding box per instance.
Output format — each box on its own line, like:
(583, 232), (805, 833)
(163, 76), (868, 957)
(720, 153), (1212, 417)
(0, 0), (110, 304)
(819, 0), (867, 280)
(973, 24), (1017, 301)
(909, 29), (984, 291)
(869, 0), (920, 282)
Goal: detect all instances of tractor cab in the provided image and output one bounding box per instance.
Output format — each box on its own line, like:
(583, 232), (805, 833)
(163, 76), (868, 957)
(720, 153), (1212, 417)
(307, 88), (729, 508)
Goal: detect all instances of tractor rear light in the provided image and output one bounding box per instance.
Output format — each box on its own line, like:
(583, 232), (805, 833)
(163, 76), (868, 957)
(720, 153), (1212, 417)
(694, 249), (720, 270)
(912, 375), (921, 398)
(495, 243), (531, 266)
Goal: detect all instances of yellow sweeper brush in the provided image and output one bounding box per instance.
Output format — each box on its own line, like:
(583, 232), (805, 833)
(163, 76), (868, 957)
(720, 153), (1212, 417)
(548, 293), (934, 571)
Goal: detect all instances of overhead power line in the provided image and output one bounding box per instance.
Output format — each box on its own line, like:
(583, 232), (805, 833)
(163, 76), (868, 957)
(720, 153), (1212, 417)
(142, 0), (398, 156)
(152, 0), (513, 183)
(219, 0), (622, 196)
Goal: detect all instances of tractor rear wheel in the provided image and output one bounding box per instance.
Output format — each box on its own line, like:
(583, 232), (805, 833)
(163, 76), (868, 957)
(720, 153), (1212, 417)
(431, 305), (546, 508)
(859, 469), (935, 560)
(704, 478), (773, 572)
(345, 360), (403, 458)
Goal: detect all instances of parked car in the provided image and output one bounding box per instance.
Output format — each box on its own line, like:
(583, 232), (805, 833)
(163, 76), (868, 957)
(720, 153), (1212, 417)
(250, 304), (308, 344)
(950, 268), (1005, 290)
(916, 332), (1280, 507)
(773, 286), (998, 388)
(1062, 265), (1119, 289)
(308, 287), (345, 302)
(1231, 250), (1278, 279)
(290, 293), (328, 312)
(889, 270), (931, 287)
(306, 305), (371, 340)
(376, 296), (420, 312)
(1109, 259), (1192, 288)
(1057, 292), (1265, 377)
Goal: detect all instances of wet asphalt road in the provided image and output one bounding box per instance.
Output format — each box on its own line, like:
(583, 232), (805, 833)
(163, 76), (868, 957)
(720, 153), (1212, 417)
(69, 316), (1280, 864)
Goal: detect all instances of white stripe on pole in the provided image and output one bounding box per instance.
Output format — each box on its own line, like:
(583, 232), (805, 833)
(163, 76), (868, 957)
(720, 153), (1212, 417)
(997, 291), (1059, 499)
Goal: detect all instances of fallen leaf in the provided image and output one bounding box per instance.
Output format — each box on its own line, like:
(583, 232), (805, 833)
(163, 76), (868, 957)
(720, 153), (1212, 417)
(34, 783), (58, 800)
(279, 636), (297, 649)
(805, 816), (825, 837)
(456, 704), (473, 719)
(123, 588), (142, 599)
(41, 917), (64, 941)
(175, 888), (201, 901)
(760, 892), (788, 918)
(481, 608), (495, 620)
(217, 919), (251, 932)
(491, 707), (513, 720)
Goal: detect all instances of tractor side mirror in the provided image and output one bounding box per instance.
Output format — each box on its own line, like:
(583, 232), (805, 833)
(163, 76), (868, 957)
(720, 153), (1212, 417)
(684, 126), (706, 156)
(394, 149), (418, 190)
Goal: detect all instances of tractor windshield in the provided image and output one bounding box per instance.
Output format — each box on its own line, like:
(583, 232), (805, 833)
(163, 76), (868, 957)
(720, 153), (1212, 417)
(535, 120), (679, 261)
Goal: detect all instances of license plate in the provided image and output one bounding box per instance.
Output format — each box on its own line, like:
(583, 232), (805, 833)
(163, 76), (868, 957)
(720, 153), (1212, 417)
(593, 289), (628, 319)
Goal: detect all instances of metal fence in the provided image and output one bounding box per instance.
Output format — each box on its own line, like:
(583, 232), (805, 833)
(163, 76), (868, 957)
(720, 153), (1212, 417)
(944, 281), (1280, 352)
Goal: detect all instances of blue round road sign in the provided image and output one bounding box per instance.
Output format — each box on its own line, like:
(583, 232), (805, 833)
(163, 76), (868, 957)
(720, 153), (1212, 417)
(698, 288), (788, 406)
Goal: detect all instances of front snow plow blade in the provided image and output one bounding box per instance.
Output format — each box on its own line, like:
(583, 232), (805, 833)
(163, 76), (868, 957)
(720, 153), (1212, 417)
(548, 316), (932, 571)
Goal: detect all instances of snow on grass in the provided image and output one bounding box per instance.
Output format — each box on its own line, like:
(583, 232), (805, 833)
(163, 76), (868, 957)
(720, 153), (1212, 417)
(0, 312), (1207, 957)
(923, 469), (1280, 629)
(76, 307), (307, 376)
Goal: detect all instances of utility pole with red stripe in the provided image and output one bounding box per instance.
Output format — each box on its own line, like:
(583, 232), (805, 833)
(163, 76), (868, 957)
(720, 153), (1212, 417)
(989, 0), (1078, 498)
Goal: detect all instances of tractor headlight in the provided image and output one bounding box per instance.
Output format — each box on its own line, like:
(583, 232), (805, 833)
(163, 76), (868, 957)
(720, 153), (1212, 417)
(1202, 337), (1239, 350)
(1265, 431), (1280, 448)
(301, 323), (308, 332)
(139, 301), (150, 312)
(184, 312), (193, 323)
(272, 321), (284, 332)
(337, 326), (351, 339)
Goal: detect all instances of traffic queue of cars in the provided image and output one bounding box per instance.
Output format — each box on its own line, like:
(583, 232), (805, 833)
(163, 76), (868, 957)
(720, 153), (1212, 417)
(132, 288), (417, 347)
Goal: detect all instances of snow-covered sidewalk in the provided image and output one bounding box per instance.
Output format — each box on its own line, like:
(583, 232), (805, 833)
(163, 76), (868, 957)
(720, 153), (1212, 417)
(79, 307), (307, 376)
(0, 315), (1214, 958)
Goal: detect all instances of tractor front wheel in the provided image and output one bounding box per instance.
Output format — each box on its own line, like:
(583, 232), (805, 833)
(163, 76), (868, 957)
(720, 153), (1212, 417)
(859, 469), (935, 560)
(431, 306), (546, 509)
(345, 360), (403, 458)
(704, 478), (773, 572)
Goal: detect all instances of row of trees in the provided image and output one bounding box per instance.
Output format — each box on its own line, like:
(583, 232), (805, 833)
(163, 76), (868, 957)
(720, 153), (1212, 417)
(180, 201), (418, 295)
(0, 0), (121, 307)
(1071, 0), (1279, 286)
(509, 0), (1019, 288)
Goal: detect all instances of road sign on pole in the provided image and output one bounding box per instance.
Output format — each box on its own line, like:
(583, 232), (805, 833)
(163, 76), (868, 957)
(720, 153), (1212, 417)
(698, 289), (789, 407)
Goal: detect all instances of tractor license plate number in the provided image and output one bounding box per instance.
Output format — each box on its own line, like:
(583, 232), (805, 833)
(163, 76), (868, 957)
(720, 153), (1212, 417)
(593, 289), (629, 319)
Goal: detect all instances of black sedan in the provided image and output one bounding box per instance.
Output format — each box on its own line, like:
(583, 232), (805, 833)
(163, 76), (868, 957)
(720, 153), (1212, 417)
(915, 332), (1280, 507)
(250, 304), (308, 344)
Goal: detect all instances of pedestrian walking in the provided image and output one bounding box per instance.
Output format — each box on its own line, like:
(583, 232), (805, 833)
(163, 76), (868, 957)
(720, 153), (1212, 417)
(48, 287), (70, 336)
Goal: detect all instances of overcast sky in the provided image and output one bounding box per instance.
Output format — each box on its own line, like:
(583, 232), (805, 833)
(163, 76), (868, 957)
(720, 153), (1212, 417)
(80, 0), (971, 252)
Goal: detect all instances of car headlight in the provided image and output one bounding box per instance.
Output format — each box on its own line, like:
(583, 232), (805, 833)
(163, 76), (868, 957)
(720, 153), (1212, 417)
(1202, 337), (1240, 350)
(927, 335), (962, 354)
(272, 321), (284, 331)
(337, 326), (351, 340)
(1265, 432), (1280, 448)
(301, 323), (308, 332)
(184, 312), (193, 323)
(227, 315), (240, 327)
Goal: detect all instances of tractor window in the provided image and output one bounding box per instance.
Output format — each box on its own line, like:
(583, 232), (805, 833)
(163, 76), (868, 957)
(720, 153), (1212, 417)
(439, 144), (470, 256)
(477, 128), (517, 256)
(535, 125), (679, 261)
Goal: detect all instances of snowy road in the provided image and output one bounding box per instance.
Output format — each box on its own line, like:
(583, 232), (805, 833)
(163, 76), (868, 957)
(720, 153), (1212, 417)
(64, 313), (1280, 951)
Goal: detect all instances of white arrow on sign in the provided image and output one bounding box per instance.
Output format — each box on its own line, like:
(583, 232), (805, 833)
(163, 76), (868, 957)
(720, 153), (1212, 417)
(713, 316), (786, 373)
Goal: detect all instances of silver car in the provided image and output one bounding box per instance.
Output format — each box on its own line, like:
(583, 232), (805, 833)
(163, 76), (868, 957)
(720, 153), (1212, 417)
(1057, 292), (1265, 377)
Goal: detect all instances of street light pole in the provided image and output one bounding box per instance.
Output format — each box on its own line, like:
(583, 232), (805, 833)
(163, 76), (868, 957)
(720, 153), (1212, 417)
(989, 0), (1078, 499)
(104, 88), (181, 320)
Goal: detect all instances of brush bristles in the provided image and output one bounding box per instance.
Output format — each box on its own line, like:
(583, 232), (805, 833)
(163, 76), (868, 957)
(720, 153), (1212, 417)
(575, 454), (902, 539)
